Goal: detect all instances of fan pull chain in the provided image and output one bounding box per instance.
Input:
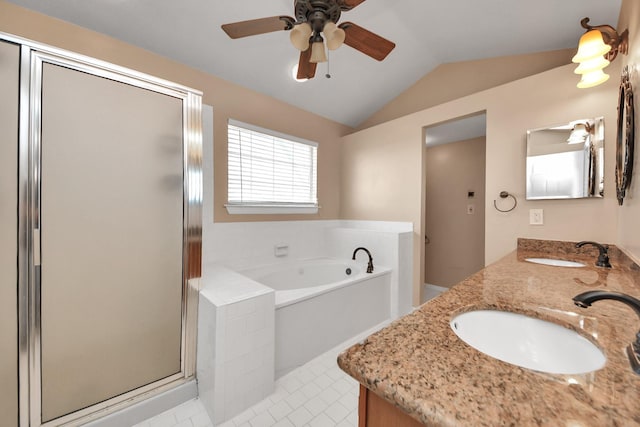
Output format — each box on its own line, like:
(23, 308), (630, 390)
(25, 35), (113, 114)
(326, 50), (331, 79)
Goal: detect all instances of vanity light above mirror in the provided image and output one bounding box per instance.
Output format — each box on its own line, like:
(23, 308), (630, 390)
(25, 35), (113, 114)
(526, 117), (604, 200)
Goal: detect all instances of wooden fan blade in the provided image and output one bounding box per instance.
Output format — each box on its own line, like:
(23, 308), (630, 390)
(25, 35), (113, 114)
(297, 48), (317, 80)
(340, 22), (395, 61)
(341, 0), (366, 10)
(222, 16), (294, 39)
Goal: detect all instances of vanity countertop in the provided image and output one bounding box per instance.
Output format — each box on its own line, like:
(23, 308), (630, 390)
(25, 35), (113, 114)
(337, 239), (640, 426)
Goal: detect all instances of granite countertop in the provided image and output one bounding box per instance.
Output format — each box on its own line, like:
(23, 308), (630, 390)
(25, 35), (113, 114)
(337, 239), (640, 426)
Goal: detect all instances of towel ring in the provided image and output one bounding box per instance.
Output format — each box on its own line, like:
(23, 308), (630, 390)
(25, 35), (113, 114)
(493, 191), (517, 213)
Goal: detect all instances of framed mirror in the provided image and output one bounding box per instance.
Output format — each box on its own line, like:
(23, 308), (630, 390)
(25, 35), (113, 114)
(526, 117), (604, 200)
(616, 66), (635, 206)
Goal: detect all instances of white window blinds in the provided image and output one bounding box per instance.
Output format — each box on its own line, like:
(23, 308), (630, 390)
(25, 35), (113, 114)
(227, 120), (318, 213)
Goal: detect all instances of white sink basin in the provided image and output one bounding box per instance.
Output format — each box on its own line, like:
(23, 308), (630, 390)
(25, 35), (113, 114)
(450, 310), (605, 374)
(525, 257), (585, 268)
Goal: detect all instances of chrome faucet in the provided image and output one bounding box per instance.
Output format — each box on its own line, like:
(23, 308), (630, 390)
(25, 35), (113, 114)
(575, 241), (612, 268)
(352, 247), (374, 273)
(573, 290), (640, 374)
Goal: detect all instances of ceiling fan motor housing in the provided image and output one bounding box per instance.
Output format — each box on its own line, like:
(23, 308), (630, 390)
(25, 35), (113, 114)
(294, 0), (343, 31)
(222, 0), (395, 79)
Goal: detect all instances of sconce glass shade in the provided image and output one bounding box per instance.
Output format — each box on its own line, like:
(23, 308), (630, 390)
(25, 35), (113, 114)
(567, 123), (591, 144)
(323, 22), (346, 50)
(310, 40), (327, 63)
(577, 69), (610, 89)
(572, 30), (611, 63)
(290, 22), (312, 51)
(574, 55), (610, 74)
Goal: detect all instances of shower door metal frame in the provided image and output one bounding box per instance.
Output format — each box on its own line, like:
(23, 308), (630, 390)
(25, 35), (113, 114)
(4, 31), (203, 427)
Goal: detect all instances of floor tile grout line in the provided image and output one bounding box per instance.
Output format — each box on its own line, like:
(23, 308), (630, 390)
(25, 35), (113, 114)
(133, 319), (410, 427)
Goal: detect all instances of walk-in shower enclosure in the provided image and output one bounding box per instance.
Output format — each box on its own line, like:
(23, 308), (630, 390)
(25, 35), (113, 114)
(0, 33), (202, 426)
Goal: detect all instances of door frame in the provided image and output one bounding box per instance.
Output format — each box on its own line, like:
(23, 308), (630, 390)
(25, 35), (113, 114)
(420, 112), (487, 300)
(3, 31), (203, 427)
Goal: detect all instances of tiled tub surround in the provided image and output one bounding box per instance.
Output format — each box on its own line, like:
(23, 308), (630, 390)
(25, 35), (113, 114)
(199, 256), (391, 424)
(197, 266), (276, 425)
(202, 220), (414, 318)
(338, 238), (640, 426)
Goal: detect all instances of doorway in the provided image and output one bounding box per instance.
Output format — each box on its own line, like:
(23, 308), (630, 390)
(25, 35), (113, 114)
(422, 113), (486, 302)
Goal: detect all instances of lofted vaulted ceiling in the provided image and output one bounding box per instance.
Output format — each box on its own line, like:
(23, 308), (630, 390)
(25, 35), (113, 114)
(5, 0), (622, 127)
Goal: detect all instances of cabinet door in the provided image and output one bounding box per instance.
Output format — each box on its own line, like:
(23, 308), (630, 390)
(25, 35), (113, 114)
(39, 62), (185, 423)
(359, 385), (424, 427)
(0, 39), (20, 427)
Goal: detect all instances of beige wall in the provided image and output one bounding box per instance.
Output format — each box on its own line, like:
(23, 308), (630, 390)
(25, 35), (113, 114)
(356, 49), (574, 130)
(617, 0), (640, 262)
(2, 0), (632, 304)
(0, 1), (351, 224)
(341, 62), (621, 305)
(425, 137), (486, 288)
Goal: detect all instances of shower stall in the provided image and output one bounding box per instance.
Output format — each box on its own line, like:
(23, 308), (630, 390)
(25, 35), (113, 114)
(0, 32), (202, 426)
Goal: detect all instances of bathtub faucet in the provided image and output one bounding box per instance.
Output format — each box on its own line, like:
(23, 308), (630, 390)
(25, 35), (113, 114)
(352, 247), (374, 273)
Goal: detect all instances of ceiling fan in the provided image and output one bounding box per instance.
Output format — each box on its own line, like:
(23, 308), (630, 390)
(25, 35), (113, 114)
(221, 0), (396, 80)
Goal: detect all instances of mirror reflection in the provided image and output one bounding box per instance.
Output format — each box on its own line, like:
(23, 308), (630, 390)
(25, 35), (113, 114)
(526, 117), (604, 200)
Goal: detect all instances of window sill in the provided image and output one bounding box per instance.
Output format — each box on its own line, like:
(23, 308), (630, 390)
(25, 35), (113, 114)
(225, 204), (319, 215)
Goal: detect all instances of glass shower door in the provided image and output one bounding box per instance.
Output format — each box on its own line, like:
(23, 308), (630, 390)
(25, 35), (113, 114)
(0, 39), (20, 427)
(38, 60), (185, 423)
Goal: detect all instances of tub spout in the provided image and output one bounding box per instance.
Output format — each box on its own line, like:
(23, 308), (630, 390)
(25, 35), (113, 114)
(352, 247), (374, 273)
(573, 290), (640, 375)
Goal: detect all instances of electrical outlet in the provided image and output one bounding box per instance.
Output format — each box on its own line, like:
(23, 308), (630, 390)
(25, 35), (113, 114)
(529, 209), (544, 225)
(467, 204), (475, 215)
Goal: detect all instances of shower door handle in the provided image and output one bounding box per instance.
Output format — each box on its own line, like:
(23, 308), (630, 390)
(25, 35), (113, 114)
(33, 228), (40, 266)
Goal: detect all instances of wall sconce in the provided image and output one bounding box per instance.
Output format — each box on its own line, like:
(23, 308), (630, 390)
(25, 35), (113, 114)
(567, 122), (593, 144)
(572, 17), (629, 89)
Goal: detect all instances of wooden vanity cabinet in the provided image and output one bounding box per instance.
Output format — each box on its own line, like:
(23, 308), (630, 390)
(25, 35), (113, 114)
(358, 385), (425, 427)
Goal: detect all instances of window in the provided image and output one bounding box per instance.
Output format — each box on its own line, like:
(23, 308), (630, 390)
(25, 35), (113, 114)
(226, 119), (318, 214)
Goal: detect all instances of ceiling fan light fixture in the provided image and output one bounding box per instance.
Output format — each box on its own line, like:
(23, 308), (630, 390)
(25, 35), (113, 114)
(323, 21), (346, 50)
(290, 22), (312, 51)
(221, 0), (397, 80)
(310, 41), (327, 63)
(310, 34), (327, 63)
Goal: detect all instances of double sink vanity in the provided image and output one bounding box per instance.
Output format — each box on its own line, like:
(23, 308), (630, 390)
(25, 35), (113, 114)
(338, 238), (640, 426)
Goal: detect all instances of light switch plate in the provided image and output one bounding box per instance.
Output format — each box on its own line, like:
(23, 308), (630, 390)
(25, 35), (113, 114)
(529, 209), (544, 225)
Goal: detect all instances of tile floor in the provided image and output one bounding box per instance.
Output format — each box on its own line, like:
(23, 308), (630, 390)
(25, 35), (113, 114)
(134, 338), (361, 427)
(423, 284), (447, 304)
(134, 289), (447, 427)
